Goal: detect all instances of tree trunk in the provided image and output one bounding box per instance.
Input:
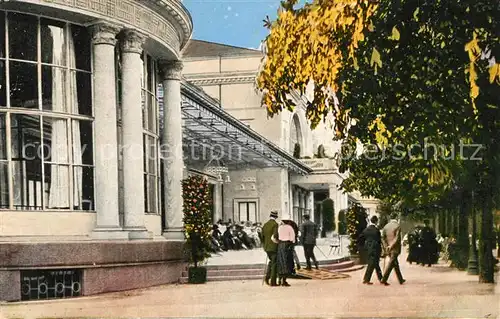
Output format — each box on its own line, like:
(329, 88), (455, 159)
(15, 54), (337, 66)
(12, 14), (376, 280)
(439, 210), (446, 234)
(456, 193), (469, 269)
(478, 188), (494, 283)
(467, 195), (478, 275)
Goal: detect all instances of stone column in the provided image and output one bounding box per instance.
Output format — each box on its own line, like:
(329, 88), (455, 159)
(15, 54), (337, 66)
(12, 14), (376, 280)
(214, 183), (223, 222)
(159, 60), (184, 240)
(90, 23), (128, 239)
(120, 30), (151, 239)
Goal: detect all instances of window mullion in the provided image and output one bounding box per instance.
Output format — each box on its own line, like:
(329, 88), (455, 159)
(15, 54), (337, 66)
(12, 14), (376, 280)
(65, 24), (74, 210)
(36, 17), (46, 209)
(5, 13), (13, 209)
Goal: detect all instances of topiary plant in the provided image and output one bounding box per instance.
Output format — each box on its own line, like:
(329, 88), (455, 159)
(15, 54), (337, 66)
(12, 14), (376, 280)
(183, 175), (212, 283)
(346, 203), (368, 255)
(321, 198), (335, 236)
(338, 209), (347, 235)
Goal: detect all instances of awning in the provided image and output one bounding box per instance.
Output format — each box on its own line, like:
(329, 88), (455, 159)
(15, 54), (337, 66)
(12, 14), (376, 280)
(179, 81), (312, 175)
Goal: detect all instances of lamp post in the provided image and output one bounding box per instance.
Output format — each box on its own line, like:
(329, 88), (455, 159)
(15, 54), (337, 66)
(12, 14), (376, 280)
(467, 190), (478, 275)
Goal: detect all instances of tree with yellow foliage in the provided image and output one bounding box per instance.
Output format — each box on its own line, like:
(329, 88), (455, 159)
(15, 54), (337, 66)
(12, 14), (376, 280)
(257, 0), (499, 283)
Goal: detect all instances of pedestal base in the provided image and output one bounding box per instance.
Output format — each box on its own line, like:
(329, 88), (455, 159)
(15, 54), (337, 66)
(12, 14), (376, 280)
(91, 227), (129, 240)
(467, 259), (479, 275)
(162, 228), (184, 241)
(127, 228), (153, 240)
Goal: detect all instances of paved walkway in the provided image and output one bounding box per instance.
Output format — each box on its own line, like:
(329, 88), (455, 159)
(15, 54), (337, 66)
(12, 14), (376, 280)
(1, 253), (498, 318)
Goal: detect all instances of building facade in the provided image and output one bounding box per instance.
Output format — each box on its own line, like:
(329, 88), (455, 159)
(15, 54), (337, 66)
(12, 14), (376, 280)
(0, 2), (378, 301)
(181, 40), (376, 229)
(0, 0), (194, 301)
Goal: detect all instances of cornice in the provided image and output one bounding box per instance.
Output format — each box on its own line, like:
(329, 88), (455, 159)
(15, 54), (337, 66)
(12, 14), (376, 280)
(184, 71), (257, 86)
(141, 0), (193, 48)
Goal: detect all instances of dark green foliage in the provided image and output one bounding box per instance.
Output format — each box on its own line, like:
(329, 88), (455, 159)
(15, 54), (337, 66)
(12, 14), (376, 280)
(183, 175), (212, 268)
(321, 198), (335, 234)
(376, 201), (393, 229)
(188, 266), (207, 284)
(346, 204), (368, 255)
(338, 209), (347, 235)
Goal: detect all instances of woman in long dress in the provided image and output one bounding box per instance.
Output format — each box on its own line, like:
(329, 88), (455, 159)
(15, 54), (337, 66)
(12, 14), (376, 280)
(274, 219), (296, 286)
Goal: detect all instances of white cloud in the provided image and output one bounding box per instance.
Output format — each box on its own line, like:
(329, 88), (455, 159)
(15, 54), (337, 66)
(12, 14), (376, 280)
(235, 13), (239, 17)
(224, 15), (228, 19)
(227, 6), (232, 11)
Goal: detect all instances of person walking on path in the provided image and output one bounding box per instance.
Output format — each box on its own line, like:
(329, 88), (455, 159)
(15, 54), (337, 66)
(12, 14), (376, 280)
(262, 211), (279, 286)
(381, 213), (406, 285)
(275, 217), (296, 286)
(420, 219), (438, 266)
(288, 219), (301, 271)
(300, 214), (319, 270)
(359, 215), (383, 284)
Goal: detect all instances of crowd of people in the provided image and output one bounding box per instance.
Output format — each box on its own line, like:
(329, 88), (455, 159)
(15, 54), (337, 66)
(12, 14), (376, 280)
(210, 220), (263, 252)
(262, 211), (319, 287)
(404, 220), (440, 266)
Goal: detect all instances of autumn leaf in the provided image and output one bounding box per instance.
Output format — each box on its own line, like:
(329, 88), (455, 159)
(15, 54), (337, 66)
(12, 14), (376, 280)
(390, 26), (400, 40)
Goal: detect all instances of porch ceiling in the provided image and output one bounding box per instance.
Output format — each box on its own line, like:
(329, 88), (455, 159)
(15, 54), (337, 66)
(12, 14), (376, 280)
(180, 81), (312, 175)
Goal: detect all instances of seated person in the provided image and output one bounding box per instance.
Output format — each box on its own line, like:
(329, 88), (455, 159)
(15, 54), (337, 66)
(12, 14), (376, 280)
(222, 225), (235, 250)
(235, 225), (253, 249)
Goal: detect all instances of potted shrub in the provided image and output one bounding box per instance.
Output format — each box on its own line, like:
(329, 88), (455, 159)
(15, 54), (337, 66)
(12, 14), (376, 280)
(346, 203), (368, 264)
(182, 175), (212, 284)
(321, 198), (335, 237)
(338, 209), (347, 235)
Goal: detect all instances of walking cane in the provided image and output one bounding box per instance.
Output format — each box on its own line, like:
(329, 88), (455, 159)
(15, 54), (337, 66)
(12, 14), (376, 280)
(262, 255), (268, 285)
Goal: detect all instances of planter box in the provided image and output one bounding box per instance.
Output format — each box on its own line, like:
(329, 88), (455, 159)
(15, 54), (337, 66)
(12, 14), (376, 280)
(188, 266), (207, 284)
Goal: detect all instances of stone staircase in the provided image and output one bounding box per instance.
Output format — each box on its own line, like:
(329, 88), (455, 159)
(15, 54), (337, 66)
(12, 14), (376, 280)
(180, 256), (360, 283)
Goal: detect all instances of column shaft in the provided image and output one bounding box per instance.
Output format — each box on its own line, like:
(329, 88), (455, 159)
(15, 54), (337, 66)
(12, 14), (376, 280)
(121, 30), (150, 239)
(214, 183), (223, 222)
(91, 23), (127, 239)
(159, 60), (184, 240)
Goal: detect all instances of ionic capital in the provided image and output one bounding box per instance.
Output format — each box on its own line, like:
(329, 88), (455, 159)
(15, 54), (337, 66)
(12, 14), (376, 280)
(121, 29), (147, 54)
(158, 60), (183, 81)
(91, 22), (121, 46)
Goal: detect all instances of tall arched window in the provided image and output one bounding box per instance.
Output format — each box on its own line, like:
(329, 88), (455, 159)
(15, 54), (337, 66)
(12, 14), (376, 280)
(289, 113), (302, 154)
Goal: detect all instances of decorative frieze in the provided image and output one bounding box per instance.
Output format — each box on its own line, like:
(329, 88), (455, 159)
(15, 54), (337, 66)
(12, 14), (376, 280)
(40, 0), (190, 51)
(186, 75), (257, 86)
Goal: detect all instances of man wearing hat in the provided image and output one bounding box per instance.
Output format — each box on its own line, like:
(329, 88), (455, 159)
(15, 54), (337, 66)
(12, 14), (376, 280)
(262, 211), (279, 286)
(301, 214), (319, 270)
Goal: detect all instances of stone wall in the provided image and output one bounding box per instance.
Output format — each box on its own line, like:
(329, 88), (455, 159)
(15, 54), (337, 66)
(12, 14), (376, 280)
(222, 167), (286, 222)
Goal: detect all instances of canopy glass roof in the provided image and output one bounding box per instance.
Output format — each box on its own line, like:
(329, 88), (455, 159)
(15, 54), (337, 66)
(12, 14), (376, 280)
(175, 81), (311, 175)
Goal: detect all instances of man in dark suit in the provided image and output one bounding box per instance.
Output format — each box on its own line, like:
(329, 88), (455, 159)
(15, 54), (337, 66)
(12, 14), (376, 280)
(381, 213), (406, 285)
(262, 211), (279, 286)
(300, 214), (319, 270)
(359, 215), (383, 284)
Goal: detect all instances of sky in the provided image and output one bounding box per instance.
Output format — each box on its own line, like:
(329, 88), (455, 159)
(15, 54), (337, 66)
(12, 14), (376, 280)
(181, 0), (283, 49)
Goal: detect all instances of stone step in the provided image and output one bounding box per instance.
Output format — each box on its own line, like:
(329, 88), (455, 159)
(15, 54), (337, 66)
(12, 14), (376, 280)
(180, 274), (263, 284)
(185, 256), (351, 271)
(180, 258), (355, 283)
(181, 268), (264, 277)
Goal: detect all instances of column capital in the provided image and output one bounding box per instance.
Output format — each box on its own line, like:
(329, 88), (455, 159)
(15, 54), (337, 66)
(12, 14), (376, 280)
(91, 22), (121, 46)
(158, 60), (183, 81)
(121, 29), (147, 54)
